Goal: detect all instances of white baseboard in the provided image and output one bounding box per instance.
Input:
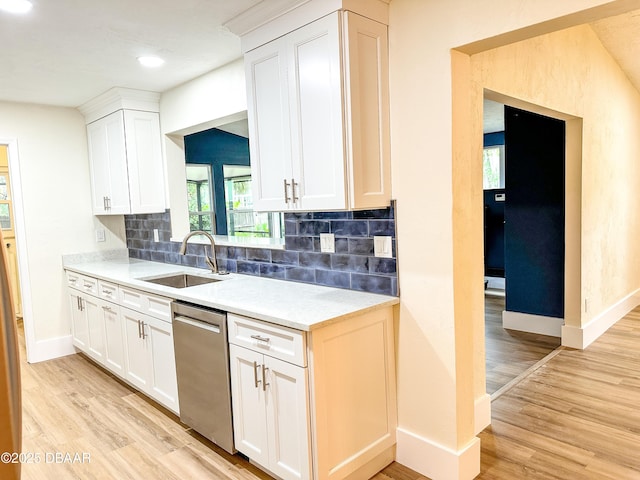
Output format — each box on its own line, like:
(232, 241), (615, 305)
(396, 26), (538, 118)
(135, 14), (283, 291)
(26, 334), (76, 363)
(562, 287), (640, 349)
(502, 310), (563, 337)
(396, 428), (480, 480)
(485, 276), (505, 290)
(474, 393), (491, 435)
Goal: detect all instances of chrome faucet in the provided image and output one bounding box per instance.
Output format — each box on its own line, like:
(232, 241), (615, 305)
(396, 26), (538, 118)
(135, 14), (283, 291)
(179, 230), (223, 274)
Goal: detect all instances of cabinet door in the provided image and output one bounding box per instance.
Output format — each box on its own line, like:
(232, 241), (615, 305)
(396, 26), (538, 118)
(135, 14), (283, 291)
(287, 12), (346, 211)
(343, 12), (391, 209)
(245, 38), (292, 211)
(84, 294), (105, 365)
(144, 315), (179, 413)
(69, 290), (88, 350)
(86, 111), (130, 215)
(265, 356), (311, 480)
(123, 110), (165, 214)
(102, 301), (125, 378)
(229, 344), (269, 466)
(121, 307), (150, 392)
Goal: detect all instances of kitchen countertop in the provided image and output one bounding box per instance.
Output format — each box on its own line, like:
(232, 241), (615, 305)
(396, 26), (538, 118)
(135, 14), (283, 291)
(63, 258), (399, 331)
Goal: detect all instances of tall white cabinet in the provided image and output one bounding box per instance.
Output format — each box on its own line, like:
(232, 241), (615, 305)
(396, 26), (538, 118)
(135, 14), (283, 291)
(244, 8), (391, 212)
(79, 88), (165, 215)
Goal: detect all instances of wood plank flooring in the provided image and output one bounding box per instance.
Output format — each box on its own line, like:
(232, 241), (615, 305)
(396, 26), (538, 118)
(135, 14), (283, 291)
(478, 306), (640, 479)
(17, 304), (640, 479)
(484, 295), (561, 394)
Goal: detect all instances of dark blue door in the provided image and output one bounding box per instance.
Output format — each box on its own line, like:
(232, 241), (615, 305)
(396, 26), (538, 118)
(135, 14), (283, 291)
(504, 106), (565, 319)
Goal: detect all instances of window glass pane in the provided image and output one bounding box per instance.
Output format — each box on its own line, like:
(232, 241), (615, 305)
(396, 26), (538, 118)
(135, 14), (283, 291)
(0, 203), (11, 230)
(0, 174), (7, 200)
(186, 164), (214, 234)
(483, 147), (501, 189)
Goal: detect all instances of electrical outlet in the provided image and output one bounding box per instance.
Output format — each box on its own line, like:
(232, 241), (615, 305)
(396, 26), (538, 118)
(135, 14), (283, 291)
(95, 228), (106, 243)
(320, 233), (335, 253)
(153, 229), (159, 242)
(374, 236), (392, 258)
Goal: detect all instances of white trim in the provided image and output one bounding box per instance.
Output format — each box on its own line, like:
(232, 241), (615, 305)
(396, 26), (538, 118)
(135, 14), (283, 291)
(502, 310), (563, 337)
(0, 138), (36, 363)
(474, 393), (491, 435)
(26, 335), (76, 364)
(484, 276), (504, 290)
(562, 287), (640, 349)
(396, 428), (480, 480)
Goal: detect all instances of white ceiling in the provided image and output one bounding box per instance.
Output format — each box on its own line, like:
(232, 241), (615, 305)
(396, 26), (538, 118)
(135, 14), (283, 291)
(1, 2), (640, 115)
(0, 0), (262, 107)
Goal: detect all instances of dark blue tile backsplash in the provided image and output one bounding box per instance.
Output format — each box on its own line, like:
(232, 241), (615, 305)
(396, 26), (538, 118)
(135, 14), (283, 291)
(125, 204), (398, 296)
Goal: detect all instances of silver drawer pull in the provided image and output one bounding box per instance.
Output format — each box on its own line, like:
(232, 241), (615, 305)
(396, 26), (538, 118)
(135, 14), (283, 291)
(102, 290), (113, 297)
(102, 305), (113, 312)
(250, 334), (270, 343)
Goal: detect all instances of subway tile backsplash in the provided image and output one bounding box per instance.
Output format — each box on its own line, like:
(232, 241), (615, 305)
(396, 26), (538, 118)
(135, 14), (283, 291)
(125, 204), (397, 296)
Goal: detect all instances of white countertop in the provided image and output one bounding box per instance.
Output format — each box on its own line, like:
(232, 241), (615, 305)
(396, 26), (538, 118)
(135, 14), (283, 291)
(63, 258), (399, 331)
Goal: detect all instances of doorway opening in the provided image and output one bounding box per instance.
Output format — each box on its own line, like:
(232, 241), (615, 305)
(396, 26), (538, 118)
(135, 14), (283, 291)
(483, 96), (574, 395)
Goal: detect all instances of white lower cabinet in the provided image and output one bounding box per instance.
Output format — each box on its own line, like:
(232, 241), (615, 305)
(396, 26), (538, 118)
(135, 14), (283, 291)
(101, 300), (125, 377)
(228, 307), (397, 480)
(65, 270), (178, 414)
(69, 289), (89, 351)
(121, 306), (179, 413)
(230, 344), (311, 480)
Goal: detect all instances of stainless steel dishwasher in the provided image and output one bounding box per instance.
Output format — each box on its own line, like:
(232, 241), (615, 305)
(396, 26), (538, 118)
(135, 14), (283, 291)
(172, 301), (234, 454)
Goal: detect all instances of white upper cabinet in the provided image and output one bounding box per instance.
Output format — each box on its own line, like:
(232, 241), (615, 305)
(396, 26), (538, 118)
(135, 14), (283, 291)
(80, 88), (165, 216)
(244, 8), (391, 212)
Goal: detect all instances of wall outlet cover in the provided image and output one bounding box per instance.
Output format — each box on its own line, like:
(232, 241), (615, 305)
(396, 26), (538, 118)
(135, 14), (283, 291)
(153, 228), (159, 242)
(320, 233), (335, 253)
(95, 228), (106, 243)
(374, 236), (392, 258)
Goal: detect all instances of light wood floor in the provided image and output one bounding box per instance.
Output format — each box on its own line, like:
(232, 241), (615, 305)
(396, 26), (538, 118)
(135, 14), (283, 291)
(485, 295), (561, 394)
(18, 305), (640, 479)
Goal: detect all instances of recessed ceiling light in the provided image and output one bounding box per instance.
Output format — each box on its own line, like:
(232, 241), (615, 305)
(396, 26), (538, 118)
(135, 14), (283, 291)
(0, 0), (33, 14)
(137, 56), (165, 68)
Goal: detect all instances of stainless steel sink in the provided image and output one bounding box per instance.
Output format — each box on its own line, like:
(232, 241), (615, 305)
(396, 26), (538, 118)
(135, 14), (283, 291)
(141, 273), (223, 289)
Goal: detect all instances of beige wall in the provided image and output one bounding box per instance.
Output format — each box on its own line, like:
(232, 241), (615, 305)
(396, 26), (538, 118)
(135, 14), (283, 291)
(159, 59), (248, 239)
(388, 0), (639, 477)
(470, 24), (640, 326)
(0, 102), (125, 357)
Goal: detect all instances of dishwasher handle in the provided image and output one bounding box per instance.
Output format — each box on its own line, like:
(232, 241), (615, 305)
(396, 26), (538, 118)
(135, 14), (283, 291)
(174, 315), (221, 334)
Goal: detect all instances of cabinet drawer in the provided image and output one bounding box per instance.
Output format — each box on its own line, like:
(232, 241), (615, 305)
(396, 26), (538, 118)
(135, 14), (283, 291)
(227, 313), (306, 367)
(119, 285), (172, 322)
(67, 272), (98, 295)
(66, 270), (83, 289)
(98, 280), (119, 302)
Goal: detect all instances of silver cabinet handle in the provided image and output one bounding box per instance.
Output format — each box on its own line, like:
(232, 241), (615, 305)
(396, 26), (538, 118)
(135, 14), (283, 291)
(261, 364), (269, 392)
(79, 297), (84, 312)
(77, 296), (81, 311)
(283, 179), (291, 203)
(140, 321), (146, 340)
(102, 305), (112, 312)
(102, 290), (113, 298)
(137, 319), (142, 339)
(83, 283), (92, 291)
(291, 178), (299, 203)
(253, 361), (261, 389)
(107, 196), (111, 210)
(250, 334), (270, 343)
